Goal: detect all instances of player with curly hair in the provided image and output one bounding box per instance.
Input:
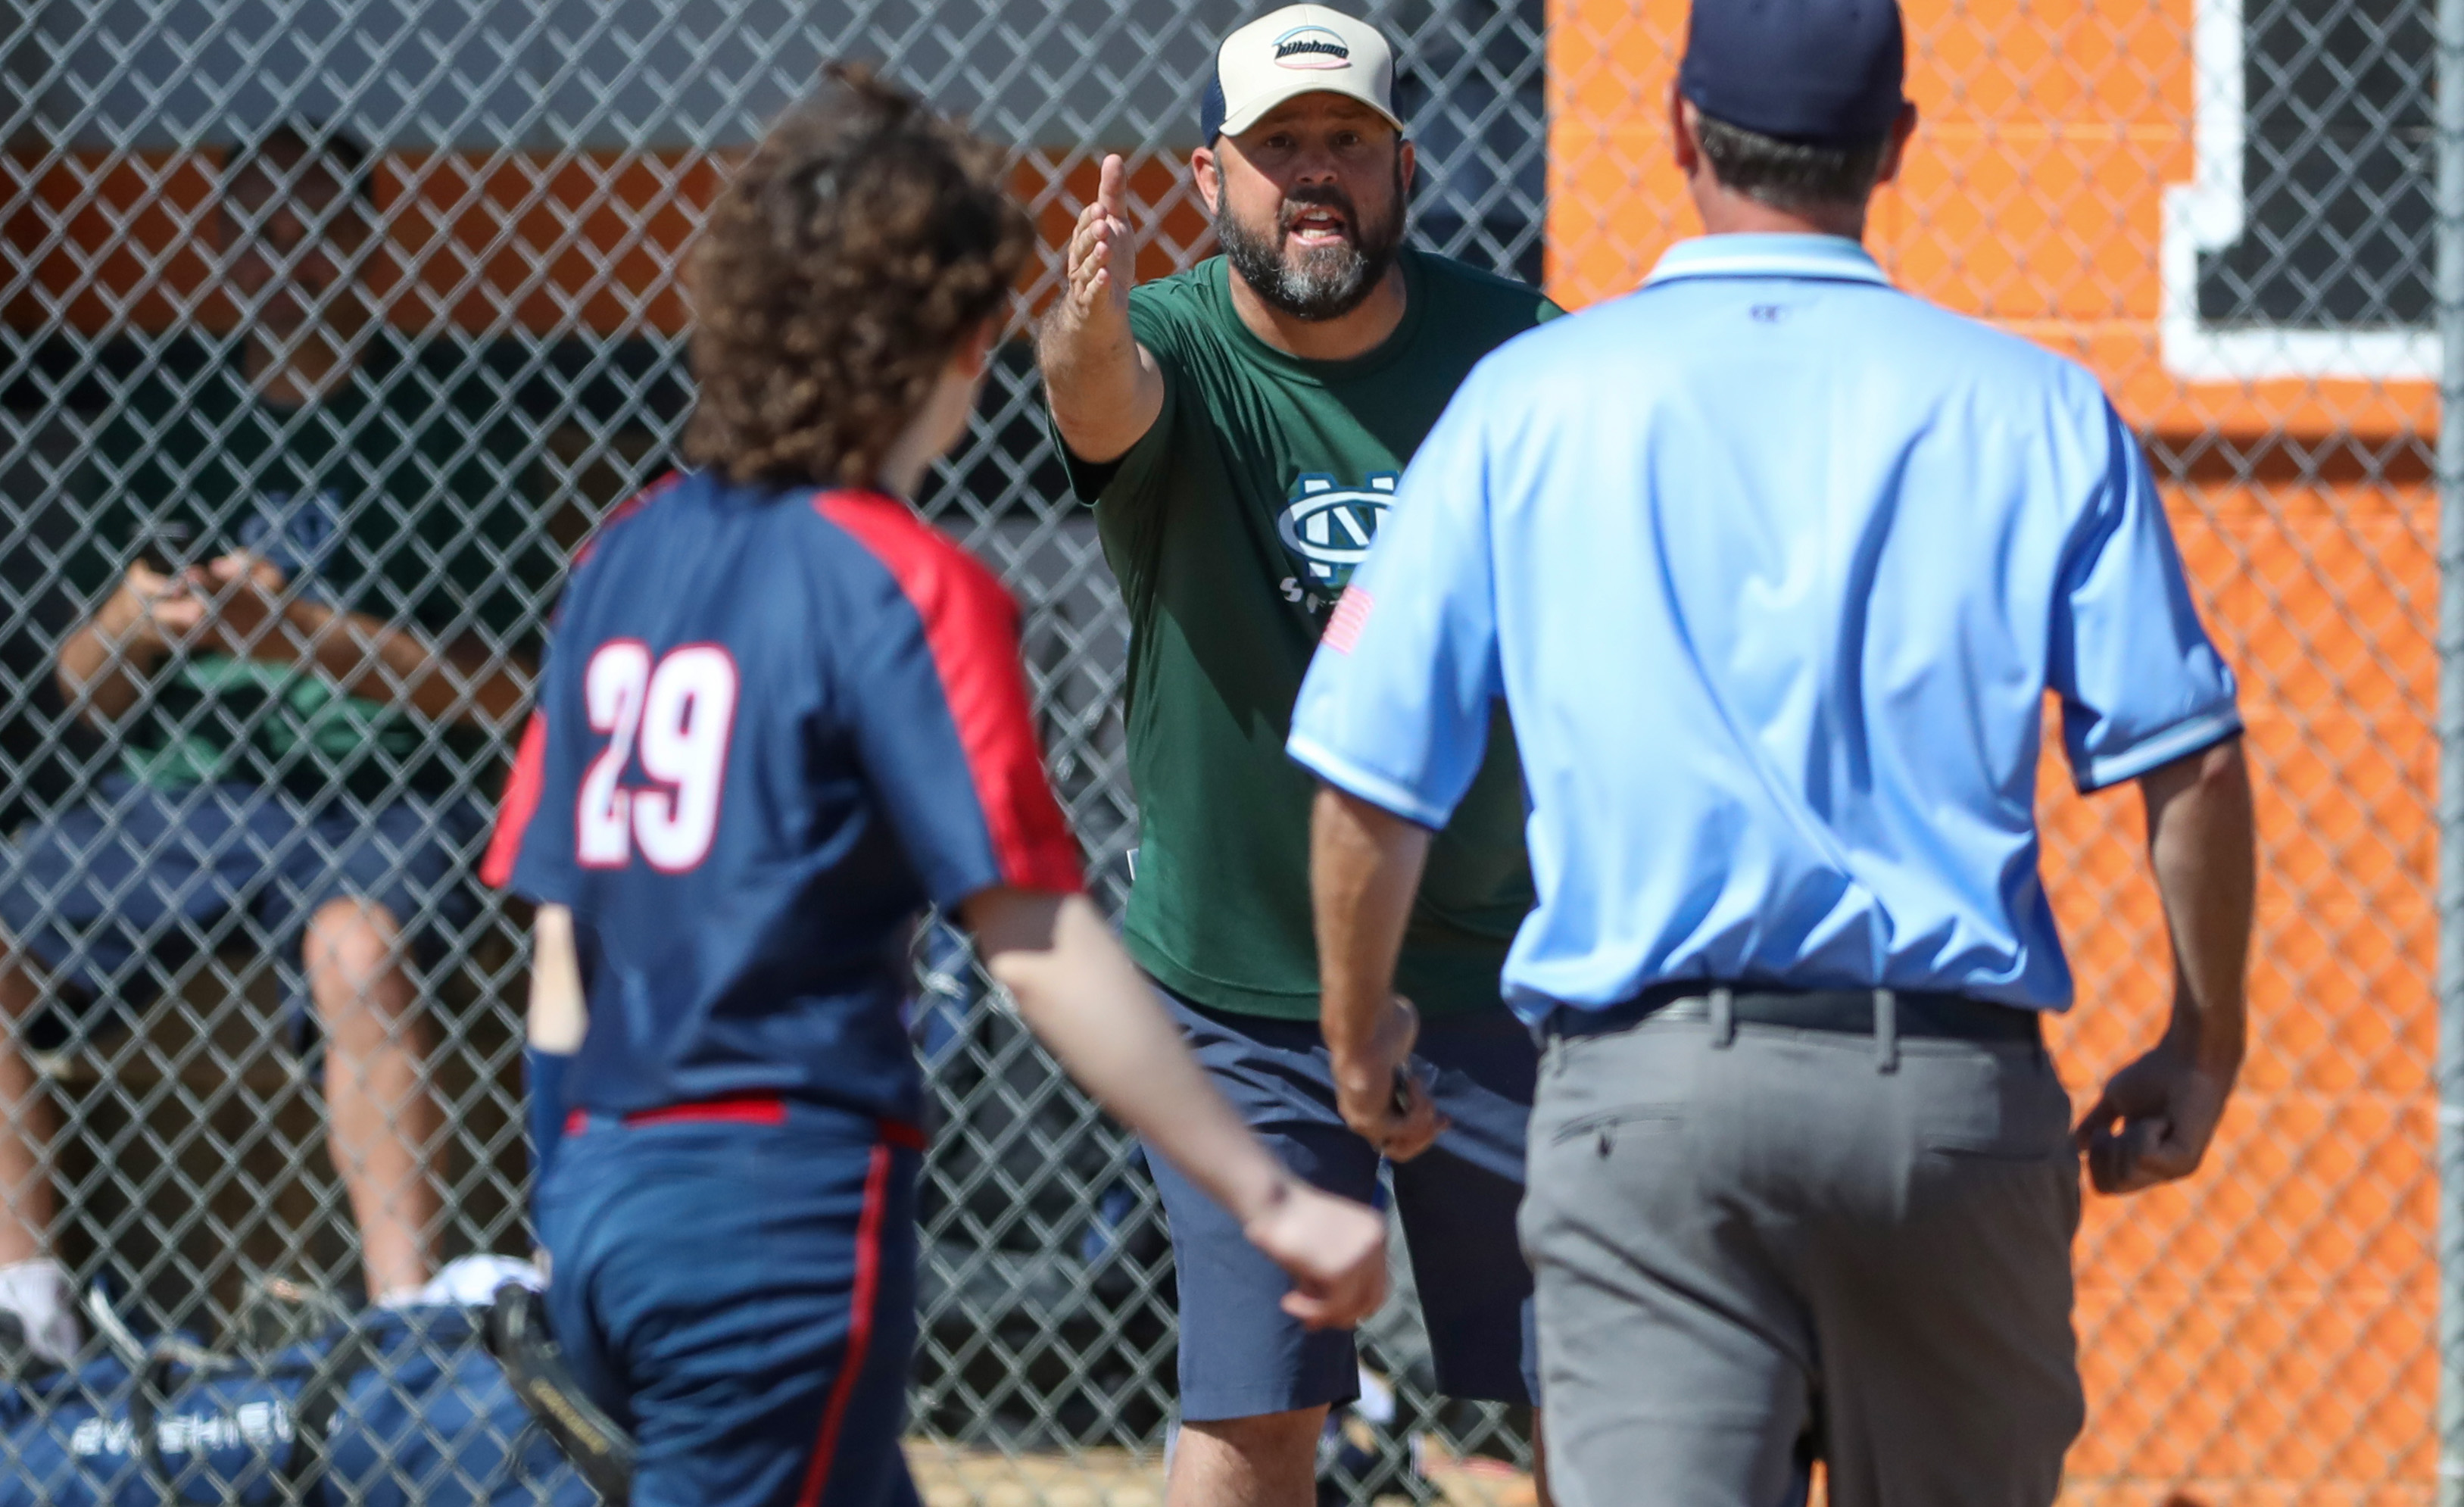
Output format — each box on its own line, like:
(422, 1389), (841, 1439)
(482, 66), (1387, 1507)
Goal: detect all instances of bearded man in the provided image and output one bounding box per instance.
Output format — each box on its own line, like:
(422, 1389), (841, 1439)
(1037, 9), (1558, 1505)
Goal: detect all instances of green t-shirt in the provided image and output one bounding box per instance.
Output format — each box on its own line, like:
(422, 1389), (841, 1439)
(1062, 248), (1560, 1019)
(68, 335), (556, 802)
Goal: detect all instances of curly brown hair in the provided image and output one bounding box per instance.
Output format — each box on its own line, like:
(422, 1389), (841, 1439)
(682, 64), (1032, 488)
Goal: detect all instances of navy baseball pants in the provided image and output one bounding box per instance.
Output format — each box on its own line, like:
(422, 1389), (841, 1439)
(538, 1099), (925, 1507)
(1143, 988), (1539, 1421)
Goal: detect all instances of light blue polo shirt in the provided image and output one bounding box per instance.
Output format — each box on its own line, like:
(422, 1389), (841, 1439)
(1287, 233), (2240, 1022)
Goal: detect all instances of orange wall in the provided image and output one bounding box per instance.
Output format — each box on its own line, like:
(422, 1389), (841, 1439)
(0, 146), (1204, 336)
(2051, 482), (2436, 1503)
(1545, 0), (2431, 440)
(1552, 1), (2437, 1501)
(4, 148), (725, 335)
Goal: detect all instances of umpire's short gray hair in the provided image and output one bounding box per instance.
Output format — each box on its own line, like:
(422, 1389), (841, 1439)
(1692, 109), (1890, 215)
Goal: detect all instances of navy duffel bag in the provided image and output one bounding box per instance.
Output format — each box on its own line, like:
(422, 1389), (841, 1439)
(0, 1304), (596, 1506)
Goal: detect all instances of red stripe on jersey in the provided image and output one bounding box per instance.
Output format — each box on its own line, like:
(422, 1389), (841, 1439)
(479, 710), (551, 889)
(795, 1139), (896, 1507)
(816, 491), (1084, 895)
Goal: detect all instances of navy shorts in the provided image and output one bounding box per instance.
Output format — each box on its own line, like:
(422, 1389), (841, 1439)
(1145, 989), (1539, 1421)
(0, 775), (480, 1038)
(538, 1102), (925, 1507)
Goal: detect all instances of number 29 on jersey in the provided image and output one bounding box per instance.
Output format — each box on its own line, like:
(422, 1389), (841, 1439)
(575, 641), (740, 872)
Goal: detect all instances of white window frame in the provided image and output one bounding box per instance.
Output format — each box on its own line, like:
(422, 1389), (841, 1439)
(2160, 0), (2435, 381)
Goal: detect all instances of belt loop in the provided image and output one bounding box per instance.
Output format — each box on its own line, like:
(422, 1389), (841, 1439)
(1710, 987), (1736, 1049)
(1874, 988), (1900, 1074)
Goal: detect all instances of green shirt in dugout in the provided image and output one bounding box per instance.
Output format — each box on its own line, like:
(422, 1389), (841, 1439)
(1060, 248), (1561, 1020)
(66, 335), (557, 802)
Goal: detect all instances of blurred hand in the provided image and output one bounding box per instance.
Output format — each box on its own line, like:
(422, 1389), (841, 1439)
(1243, 1181), (1388, 1330)
(205, 551), (285, 594)
(1328, 994), (1449, 1162)
(192, 552), (292, 656)
(95, 561), (204, 654)
(2075, 1035), (2239, 1195)
(1059, 155), (1134, 343)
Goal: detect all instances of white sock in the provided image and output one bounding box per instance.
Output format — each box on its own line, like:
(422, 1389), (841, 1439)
(376, 1253), (544, 1311)
(0, 1257), (80, 1367)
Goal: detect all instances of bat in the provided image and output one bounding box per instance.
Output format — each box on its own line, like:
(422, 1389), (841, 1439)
(485, 1281), (635, 1503)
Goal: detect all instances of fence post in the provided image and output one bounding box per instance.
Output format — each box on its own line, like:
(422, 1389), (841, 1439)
(2438, 0), (2464, 1494)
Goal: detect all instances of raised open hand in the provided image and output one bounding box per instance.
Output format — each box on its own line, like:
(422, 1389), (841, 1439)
(1037, 151), (1165, 464)
(1061, 154), (1134, 337)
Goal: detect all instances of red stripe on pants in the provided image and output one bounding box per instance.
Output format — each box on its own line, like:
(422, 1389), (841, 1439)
(795, 1139), (895, 1507)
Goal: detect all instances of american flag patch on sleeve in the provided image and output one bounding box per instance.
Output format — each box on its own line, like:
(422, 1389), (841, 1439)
(1323, 587), (1373, 654)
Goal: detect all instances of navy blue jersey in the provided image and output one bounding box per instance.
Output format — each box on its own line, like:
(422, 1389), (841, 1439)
(484, 472), (1082, 1124)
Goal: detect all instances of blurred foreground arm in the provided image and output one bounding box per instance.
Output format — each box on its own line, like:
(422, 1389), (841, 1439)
(964, 886), (1386, 1329)
(524, 904), (586, 1209)
(2075, 737), (2254, 1194)
(528, 905), (586, 1053)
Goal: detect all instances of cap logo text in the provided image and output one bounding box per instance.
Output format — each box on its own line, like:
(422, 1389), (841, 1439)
(1272, 24), (1352, 70)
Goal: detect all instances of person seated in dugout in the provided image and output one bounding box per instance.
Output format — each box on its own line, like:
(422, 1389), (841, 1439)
(0, 120), (559, 1361)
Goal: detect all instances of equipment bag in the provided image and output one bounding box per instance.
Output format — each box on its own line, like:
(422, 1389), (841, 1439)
(0, 1305), (597, 1507)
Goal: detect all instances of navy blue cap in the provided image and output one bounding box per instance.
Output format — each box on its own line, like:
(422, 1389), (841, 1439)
(1677, 0), (1907, 145)
(1202, 75), (1227, 143)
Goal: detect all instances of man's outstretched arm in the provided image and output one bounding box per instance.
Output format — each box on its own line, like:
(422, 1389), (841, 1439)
(2076, 735), (2255, 1193)
(1034, 154), (1165, 465)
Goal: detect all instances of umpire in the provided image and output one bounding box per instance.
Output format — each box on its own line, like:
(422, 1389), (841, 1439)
(1289, 0), (2256, 1502)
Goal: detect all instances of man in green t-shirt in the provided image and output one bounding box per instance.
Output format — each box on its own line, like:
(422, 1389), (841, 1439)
(0, 123), (555, 1360)
(1038, 8), (1557, 1502)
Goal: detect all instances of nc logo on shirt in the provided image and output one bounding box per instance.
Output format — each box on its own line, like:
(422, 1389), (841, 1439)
(1277, 473), (1396, 590)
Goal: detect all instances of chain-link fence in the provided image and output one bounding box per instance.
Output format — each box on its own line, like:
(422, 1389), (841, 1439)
(0, 0), (2437, 1500)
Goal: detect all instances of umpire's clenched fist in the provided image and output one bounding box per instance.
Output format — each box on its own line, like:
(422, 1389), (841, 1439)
(1061, 154), (1134, 337)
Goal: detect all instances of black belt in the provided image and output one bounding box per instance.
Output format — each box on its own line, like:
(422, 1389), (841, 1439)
(1546, 981), (2041, 1044)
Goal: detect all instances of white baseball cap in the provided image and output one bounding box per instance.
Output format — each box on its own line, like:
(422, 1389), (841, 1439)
(1200, 5), (1402, 142)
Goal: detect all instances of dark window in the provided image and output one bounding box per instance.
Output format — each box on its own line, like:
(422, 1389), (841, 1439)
(1393, 0), (1548, 286)
(2194, 0), (2432, 329)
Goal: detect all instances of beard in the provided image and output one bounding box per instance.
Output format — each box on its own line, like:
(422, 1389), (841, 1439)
(1214, 162), (1405, 323)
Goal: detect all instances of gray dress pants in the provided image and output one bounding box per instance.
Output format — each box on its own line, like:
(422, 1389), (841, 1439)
(1520, 1007), (2085, 1507)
